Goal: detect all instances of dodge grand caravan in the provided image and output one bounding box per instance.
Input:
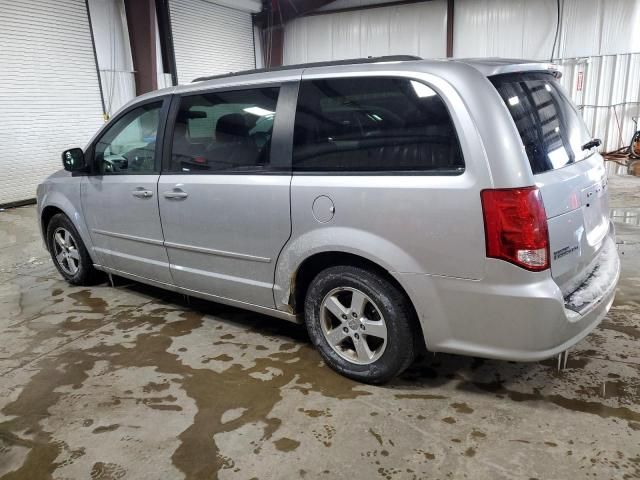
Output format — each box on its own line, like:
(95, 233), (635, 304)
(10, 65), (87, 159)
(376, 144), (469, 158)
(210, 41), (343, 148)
(37, 56), (620, 383)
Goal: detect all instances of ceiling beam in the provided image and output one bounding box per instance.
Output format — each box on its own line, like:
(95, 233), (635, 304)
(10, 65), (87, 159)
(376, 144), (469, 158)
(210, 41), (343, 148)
(255, 0), (336, 27)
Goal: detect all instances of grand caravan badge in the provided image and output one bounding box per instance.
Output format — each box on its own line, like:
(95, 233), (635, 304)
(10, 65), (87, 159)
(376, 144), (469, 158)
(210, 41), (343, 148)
(554, 244), (579, 261)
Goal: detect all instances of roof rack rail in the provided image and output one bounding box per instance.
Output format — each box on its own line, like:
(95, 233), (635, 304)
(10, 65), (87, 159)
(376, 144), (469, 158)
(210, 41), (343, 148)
(191, 55), (422, 83)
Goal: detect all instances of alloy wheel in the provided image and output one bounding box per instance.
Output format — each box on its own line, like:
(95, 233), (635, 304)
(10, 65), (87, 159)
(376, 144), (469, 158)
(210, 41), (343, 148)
(52, 227), (80, 276)
(320, 287), (388, 365)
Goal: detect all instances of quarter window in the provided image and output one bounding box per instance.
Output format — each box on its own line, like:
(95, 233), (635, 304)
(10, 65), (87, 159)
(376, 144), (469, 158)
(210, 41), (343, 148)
(489, 72), (592, 174)
(169, 87), (279, 173)
(94, 102), (162, 174)
(292, 77), (464, 173)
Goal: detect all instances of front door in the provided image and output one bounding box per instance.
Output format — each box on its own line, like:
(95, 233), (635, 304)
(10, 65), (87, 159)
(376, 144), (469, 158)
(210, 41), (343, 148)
(82, 99), (173, 284)
(158, 85), (292, 307)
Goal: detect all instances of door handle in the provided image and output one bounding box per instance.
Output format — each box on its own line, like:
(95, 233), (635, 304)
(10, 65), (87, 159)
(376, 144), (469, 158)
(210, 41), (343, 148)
(163, 187), (189, 199)
(132, 188), (153, 198)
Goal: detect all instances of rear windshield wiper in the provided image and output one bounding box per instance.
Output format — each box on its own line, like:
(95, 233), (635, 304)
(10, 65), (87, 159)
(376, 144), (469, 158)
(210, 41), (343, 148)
(581, 138), (601, 150)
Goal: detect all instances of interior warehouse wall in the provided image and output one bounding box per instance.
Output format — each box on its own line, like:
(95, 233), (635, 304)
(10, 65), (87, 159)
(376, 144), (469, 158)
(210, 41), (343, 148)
(87, 0), (136, 118)
(283, 1), (448, 63)
(0, 0), (105, 206)
(283, 0), (640, 152)
(169, 0), (256, 84)
(454, 0), (640, 153)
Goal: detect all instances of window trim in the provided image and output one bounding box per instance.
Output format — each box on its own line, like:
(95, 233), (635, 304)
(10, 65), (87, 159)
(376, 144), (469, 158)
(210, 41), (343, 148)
(161, 82), (298, 175)
(89, 96), (170, 176)
(290, 75), (466, 177)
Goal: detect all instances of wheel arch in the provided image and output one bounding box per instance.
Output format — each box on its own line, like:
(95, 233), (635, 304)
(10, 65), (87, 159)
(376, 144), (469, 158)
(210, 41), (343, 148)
(39, 196), (98, 265)
(288, 250), (427, 354)
(41, 205), (65, 247)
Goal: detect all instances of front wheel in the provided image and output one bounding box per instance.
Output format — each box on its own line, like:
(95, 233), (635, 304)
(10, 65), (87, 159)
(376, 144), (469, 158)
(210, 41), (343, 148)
(46, 213), (102, 285)
(304, 265), (417, 384)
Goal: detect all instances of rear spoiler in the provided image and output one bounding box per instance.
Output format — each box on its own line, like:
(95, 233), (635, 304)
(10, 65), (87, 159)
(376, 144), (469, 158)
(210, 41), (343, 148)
(490, 63), (562, 79)
(454, 59), (562, 79)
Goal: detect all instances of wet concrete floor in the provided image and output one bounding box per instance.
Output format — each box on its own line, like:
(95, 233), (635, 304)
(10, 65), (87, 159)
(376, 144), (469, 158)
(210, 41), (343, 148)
(0, 174), (639, 479)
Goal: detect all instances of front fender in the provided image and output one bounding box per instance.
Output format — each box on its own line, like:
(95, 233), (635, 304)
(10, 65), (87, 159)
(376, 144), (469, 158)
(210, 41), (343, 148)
(39, 177), (102, 265)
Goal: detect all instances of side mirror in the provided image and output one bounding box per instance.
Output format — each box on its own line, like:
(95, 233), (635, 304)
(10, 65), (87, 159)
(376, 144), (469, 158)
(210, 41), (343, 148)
(61, 148), (86, 172)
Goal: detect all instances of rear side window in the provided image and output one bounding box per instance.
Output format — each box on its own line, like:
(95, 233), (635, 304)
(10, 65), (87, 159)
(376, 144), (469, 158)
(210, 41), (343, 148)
(490, 72), (591, 174)
(292, 77), (464, 174)
(168, 87), (279, 173)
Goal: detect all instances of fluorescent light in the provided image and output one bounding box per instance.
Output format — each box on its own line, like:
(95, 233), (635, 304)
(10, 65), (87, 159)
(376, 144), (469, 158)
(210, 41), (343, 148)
(508, 96), (520, 106)
(411, 80), (436, 98)
(243, 106), (274, 117)
(545, 84), (552, 92)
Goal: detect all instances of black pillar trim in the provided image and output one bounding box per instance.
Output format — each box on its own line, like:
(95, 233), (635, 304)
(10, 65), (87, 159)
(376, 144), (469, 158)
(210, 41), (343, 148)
(156, 0), (179, 86)
(84, 0), (107, 118)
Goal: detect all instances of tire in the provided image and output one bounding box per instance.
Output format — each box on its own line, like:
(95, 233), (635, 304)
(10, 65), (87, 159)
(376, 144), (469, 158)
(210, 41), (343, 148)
(304, 265), (417, 384)
(46, 213), (102, 285)
(630, 131), (640, 159)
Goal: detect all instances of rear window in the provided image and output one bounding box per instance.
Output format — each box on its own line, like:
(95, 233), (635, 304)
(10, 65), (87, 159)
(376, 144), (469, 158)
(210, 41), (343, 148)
(292, 77), (464, 174)
(490, 72), (591, 174)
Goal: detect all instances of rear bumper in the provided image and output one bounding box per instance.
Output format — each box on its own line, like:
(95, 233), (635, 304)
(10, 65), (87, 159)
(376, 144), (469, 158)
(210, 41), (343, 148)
(398, 231), (620, 362)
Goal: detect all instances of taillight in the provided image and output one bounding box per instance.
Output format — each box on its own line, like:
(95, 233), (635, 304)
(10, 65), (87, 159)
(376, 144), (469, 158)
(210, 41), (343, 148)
(480, 187), (549, 271)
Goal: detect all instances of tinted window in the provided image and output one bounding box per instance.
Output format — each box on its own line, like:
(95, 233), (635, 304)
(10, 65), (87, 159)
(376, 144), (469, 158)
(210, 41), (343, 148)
(292, 77), (464, 173)
(95, 102), (162, 174)
(169, 88), (279, 173)
(490, 72), (591, 174)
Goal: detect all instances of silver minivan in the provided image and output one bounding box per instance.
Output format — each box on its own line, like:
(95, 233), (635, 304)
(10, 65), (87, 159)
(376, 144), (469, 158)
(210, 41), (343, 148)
(37, 56), (620, 383)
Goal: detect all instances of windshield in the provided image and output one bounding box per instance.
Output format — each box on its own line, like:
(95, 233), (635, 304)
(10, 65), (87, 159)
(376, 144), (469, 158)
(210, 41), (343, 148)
(490, 72), (592, 174)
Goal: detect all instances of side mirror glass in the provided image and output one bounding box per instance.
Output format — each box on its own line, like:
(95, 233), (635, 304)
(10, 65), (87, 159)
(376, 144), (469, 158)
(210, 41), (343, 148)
(62, 148), (86, 172)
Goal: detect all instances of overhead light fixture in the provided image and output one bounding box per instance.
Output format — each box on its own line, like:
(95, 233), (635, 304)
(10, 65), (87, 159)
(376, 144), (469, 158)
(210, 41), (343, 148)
(243, 106), (274, 117)
(508, 96), (520, 106)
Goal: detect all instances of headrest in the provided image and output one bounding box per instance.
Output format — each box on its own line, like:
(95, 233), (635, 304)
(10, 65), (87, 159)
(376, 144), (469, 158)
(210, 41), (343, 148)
(216, 113), (249, 139)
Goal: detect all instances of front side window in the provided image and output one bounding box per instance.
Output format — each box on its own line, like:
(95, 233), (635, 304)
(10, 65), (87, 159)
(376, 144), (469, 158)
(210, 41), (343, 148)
(169, 87), (279, 173)
(292, 77), (464, 173)
(94, 102), (162, 174)
(490, 72), (592, 174)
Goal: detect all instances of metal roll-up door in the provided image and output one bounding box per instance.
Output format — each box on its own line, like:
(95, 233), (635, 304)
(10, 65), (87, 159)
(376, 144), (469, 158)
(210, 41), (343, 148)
(0, 0), (104, 205)
(169, 0), (256, 84)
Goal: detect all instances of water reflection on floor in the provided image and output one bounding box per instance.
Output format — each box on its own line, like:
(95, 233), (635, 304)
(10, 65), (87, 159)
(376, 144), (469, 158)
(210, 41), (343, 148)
(611, 207), (640, 226)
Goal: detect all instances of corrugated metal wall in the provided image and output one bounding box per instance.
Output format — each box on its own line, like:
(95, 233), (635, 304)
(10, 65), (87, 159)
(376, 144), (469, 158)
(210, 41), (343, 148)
(283, 1), (448, 63)
(452, 0), (640, 59)
(452, 0), (640, 152)
(558, 53), (640, 152)
(0, 0), (104, 205)
(170, 0), (256, 83)
(87, 0), (136, 118)
(284, 0), (640, 152)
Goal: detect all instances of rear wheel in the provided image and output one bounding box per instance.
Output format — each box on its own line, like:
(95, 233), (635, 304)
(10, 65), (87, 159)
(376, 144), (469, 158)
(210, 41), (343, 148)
(47, 213), (102, 285)
(304, 265), (417, 384)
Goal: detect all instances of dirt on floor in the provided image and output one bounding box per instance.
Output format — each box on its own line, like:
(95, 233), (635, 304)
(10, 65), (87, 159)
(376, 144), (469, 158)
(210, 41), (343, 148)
(0, 175), (639, 480)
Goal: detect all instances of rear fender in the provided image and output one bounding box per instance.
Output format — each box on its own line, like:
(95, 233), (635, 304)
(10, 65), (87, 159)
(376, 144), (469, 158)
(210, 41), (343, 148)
(274, 226), (423, 310)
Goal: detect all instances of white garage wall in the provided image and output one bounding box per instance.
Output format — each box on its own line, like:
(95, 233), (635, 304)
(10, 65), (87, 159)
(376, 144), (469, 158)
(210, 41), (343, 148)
(453, 0), (640, 59)
(558, 53), (640, 152)
(87, 0), (136, 117)
(453, 0), (640, 151)
(170, 0), (256, 84)
(284, 0), (640, 151)
(0, 0), (104, 205)
(453, 0), (556, 59)
(283, 1), (448, 65)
